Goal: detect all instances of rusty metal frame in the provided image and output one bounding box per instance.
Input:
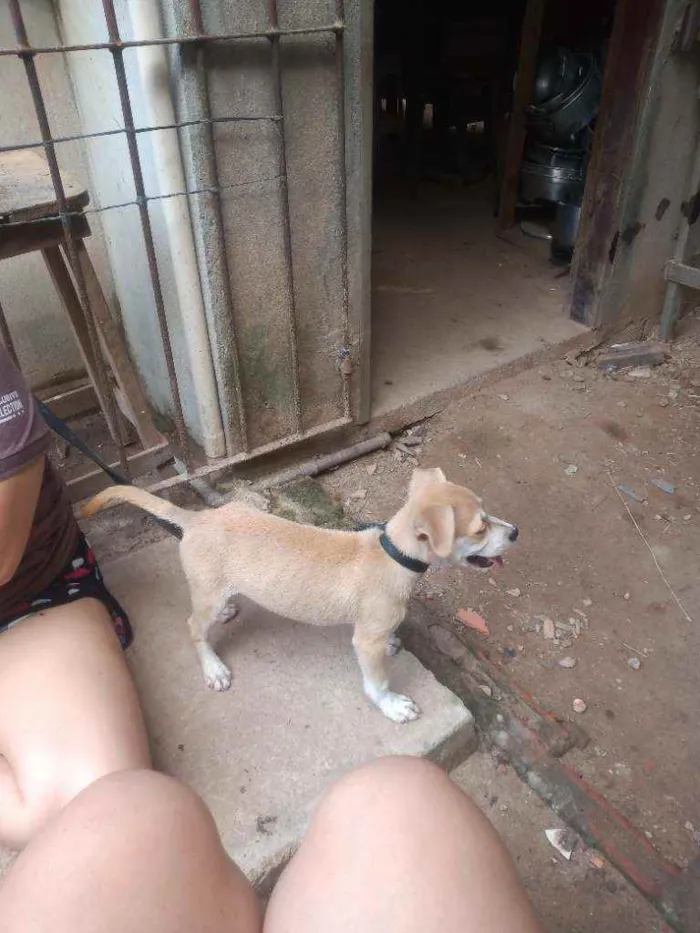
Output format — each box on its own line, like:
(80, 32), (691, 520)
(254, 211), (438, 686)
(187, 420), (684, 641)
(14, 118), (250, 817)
(1, 0), (351, 488)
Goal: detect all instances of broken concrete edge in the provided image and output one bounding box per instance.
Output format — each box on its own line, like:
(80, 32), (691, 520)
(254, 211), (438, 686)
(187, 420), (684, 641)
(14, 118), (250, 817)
(401, 603), (699, 933)
(248, 703), (477, 901)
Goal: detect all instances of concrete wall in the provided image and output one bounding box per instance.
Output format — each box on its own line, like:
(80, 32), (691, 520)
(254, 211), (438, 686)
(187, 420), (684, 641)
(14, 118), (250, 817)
(167, 0), (350, 451)
(598, 0), (700, 328)
(0, 0), (107, 389)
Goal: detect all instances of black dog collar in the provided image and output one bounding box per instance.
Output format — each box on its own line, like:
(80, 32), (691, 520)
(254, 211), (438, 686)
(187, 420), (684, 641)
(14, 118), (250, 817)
(357, 521), (430, 574)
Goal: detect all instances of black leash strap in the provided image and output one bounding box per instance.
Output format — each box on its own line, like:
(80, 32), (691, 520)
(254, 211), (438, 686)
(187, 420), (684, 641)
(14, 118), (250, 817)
(37, 399), (130, 486)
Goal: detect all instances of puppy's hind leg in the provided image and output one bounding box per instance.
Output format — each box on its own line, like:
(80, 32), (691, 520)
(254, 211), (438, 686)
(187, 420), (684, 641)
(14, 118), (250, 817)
(352, 629), (421, 724)
(187, 596), (236, 692)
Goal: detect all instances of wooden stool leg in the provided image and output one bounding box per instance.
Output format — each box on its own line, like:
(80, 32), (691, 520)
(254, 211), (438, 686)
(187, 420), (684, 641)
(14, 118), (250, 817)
(42, 245), (122, 439)
(72, 240), (163, 449)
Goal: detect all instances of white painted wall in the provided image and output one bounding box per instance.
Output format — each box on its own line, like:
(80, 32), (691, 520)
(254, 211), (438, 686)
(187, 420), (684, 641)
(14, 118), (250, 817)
(54, 0), (224, 456)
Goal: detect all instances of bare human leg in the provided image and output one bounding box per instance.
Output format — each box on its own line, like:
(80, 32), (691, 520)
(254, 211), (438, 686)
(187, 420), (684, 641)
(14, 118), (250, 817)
(0, 757), (541, 933)
(0, 598), (151, 848)
(0, 769), (261, 933)
(266, 756), (543, 933)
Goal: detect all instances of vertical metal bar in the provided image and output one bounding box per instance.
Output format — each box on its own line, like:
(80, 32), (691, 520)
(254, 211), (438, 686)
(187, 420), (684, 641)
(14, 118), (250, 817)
(333, 0), (351, 419)
(267, 0), (303, 434)
(184, 0), (249, 454)
(0, 298), (19, 368)
(101, 0), (192, 465)
(8, 0), (129, 475)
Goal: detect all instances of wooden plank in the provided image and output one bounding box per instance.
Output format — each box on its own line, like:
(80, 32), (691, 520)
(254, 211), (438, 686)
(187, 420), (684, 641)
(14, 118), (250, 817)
(665, 259), (700, 289)
(42, 245), (117, 429)
(496, 0), (545, 231)
(0, 213), (89, 261)
(72, 240), (163, 449)
(568, 0), (666, 326)
(41, 382), (98, 420)
(67, 442), (173, 503)
(0, 150), (89, 224)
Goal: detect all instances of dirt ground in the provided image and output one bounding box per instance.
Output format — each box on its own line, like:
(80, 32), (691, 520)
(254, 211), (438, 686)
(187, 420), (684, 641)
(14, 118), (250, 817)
(454, 751), (668, 932)
(321, 319), (700, 880)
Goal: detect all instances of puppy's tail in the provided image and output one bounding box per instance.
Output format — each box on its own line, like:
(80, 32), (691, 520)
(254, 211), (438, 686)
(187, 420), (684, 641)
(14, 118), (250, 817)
(81, 485), (193, 536)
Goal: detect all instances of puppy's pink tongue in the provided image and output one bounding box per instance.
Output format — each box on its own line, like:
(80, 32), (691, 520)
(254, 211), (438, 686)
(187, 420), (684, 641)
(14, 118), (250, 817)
(493, 557), (504, 568)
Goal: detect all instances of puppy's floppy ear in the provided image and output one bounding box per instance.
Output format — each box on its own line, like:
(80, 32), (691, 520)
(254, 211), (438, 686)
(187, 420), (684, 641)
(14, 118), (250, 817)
(414, 503), (455, 558)
(409, 467), (447, 497)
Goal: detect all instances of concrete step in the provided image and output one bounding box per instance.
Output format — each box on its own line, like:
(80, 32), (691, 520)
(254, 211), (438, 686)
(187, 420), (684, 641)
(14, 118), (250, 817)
(0, 537), (476, 887)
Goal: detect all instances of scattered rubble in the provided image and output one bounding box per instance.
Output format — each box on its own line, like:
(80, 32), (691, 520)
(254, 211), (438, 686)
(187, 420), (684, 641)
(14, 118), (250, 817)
(597, 341), (667, 372)
(545, 827), (579, 860)
(558, 657), (577, 669)
(506, 587), (521, 598)
(617, 484), (645, 504)
(564, 464), (579, 476)
(455, 608), (489, 635)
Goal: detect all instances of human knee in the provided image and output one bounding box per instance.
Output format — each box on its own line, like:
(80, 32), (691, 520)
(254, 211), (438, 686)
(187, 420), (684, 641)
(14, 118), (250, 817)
(316, 756), (465, 824)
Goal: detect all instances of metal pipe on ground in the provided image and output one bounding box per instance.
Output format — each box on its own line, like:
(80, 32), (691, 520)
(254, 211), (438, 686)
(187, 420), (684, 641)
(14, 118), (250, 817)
(253, 432), (392, 490)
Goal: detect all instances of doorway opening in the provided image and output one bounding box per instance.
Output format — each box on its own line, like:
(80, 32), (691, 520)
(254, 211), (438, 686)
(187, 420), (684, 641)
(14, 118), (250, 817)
(369, 0), (617, 415)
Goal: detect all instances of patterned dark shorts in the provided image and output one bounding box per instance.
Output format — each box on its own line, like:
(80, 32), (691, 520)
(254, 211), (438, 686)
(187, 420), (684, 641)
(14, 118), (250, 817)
(0, 535), (132, 650)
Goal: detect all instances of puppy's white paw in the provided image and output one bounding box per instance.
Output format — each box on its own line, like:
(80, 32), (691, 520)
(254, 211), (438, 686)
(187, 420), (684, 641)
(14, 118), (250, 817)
(386, 633), (402, 657)
(203, 656), (232, 692)
(379, 691), (421, 723)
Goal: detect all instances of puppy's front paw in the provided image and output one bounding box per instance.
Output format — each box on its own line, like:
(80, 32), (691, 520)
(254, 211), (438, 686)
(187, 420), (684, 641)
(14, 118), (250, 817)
(203, 655), (232, 692)
(386, 633), (402, 657)
(379, 691), (421, 723)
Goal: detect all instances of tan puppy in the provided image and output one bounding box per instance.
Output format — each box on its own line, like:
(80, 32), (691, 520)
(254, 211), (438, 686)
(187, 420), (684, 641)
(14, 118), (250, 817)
(83, 468), (518, 723)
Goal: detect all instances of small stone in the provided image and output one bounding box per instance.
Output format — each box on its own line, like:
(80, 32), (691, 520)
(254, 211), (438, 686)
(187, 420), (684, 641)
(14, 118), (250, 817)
(573, 698), (587, 714)
(624, 592), (630, 601)
(478, 684), (493, 697)
(684, 514), (692, 521)
(565, 464), (579, 476)
(498, 394), (510, 401)
(506, 587), (521, 598)
(572, 373), (585, 383)
(366, 463), (378, 476)
(558, 656), (577, 668)
(348, 488), (367, 500)
(582, 598), (593, 607)
(628, 366), (651, 378)
(545, 827), (578, 860)
(617, 400), (627, 408)
(628, 657), (641, 670)
(542, 617), (556, 640)
(658, 398), (669, 408)
(651, 477), (675, 495)
(489, 578), (497, 587)
(618, 484), (645, 503)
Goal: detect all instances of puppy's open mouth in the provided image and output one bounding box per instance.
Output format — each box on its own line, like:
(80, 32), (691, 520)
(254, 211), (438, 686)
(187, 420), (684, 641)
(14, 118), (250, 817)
(466, 555), (504, 569)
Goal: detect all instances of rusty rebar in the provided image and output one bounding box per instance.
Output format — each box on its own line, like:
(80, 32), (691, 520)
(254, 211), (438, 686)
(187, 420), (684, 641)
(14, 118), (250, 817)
(334, 0), (351, 419)
(0, 114), (282, 156)
(268, 0), (303, 434)
(0, 298), (19, 368)
(0, 23), (344, 58)
(8, 0), (129, 476)
(183, 0), (249, 454)
(101, 0), (191, 466)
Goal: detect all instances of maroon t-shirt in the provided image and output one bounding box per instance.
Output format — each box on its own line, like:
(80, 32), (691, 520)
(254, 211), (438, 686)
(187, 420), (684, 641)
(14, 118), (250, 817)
(0, 342), (79, 623)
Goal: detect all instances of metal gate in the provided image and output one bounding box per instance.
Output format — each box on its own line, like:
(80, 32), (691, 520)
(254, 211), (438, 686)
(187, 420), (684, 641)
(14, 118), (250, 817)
(0, 0), (369, 493)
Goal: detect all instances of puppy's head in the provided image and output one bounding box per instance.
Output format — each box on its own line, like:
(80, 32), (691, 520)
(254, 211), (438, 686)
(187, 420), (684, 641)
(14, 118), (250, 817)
(407, 467), (518, 570)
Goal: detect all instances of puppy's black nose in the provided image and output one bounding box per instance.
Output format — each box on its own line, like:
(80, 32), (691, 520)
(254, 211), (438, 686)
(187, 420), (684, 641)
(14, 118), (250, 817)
(508, 526), (519, 543)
